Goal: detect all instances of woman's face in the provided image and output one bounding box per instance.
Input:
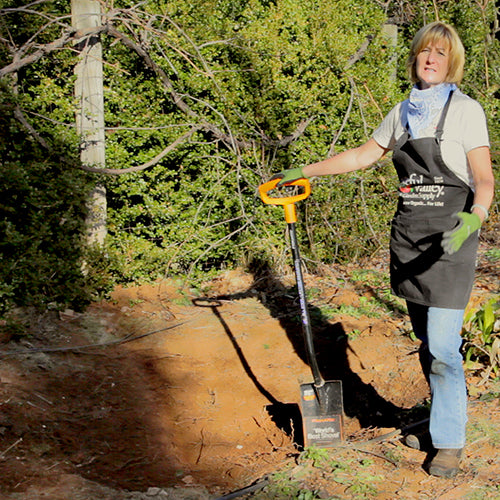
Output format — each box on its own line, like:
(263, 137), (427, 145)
(415, 41), (450, 89)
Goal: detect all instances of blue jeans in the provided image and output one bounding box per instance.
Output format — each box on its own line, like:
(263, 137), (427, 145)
(407, 301), (467, 449)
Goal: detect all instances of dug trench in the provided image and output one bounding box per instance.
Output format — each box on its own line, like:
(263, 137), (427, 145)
(0, 255), (498, 499)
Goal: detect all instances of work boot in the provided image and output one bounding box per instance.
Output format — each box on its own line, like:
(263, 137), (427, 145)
(428, 448), (463, 478)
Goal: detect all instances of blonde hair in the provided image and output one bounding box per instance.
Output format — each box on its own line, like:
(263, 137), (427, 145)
(406, 21), (465, 85)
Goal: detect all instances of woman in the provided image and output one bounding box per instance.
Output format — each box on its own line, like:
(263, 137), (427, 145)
(271, 21), (495, 478)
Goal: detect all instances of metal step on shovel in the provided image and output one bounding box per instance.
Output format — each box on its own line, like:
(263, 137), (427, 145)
(259, 178), (343, 447)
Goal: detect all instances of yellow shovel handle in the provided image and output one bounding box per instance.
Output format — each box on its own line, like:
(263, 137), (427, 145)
(258, 178), (311, 224)
(259, 178), (311, 205)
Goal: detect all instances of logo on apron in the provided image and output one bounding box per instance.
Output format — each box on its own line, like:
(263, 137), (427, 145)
(398, 173), (445, 207)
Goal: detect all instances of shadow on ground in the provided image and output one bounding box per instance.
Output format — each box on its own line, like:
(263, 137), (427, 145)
(205, 258), (429, 445)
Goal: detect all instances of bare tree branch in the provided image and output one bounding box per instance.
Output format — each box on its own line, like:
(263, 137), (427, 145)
(328, 81), (354, 157)
(105, 24), (314, 150)
(13, 104), (80, 169)
(13, 102), (199, 175)
(1, 10), (314, 160)
(0, 26), (107, 78)
(14, 105), (50, 149)
(344, 34), (376, 70)
(79, 126), (200, 174)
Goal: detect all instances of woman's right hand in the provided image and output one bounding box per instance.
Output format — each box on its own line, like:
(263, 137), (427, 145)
(269, 167), (307, 187)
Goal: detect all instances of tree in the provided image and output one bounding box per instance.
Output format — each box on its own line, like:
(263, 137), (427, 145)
(72, 0), (107, 247)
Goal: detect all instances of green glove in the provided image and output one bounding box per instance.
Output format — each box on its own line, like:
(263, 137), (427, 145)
(441, 212), (482, 255)
(270, 167), (308, 187)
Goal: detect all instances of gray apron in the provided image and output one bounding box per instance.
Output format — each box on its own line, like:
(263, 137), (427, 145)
(390, 92), (478, 309)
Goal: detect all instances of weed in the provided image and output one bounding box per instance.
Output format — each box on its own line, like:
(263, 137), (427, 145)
(359, 458), (374, 467)
(315, 268), (407, 320)
(303, 267), (408, 324)
(462, 297), (500, 382)
(261, 472), (321, 500)
(478, 389), (500, 402)
(349, 269), (407, 316)
(466, 483), (500, 499)
(300, 446), (330, 467)
(408, 329), (418, 342)
(346, 476), (381, 498)
(306, 287), (322, 301)
(331, 470), (383, 498)
(467, 418), (500, 447)
(322, 457), (351, 472)
(349, 329), (362, 339)
(128, 298), (144, 307)
(322, 297), (382, 320)
(477, 378), (500, 401)
(296, 490), (322, 500)
(484, 247), (500, 262)
(383, 448), (402, 464)
(171, 290), (194, 306)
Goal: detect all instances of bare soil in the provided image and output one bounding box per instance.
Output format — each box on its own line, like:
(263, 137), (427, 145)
(0, 249), (498, 499)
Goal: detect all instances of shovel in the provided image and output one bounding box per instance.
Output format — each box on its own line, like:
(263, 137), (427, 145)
(259, 177), (343, 447)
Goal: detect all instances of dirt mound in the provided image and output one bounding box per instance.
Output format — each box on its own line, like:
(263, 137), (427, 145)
(0, 266), (498, 499)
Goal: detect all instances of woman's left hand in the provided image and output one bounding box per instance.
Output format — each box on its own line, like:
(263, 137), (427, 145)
(270, 167), (307, 187)
(441, 212), (482, 254)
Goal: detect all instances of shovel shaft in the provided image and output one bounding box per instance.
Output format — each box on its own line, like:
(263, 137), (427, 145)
(258, 177), (324, 388)
(289, 222), (325, 389)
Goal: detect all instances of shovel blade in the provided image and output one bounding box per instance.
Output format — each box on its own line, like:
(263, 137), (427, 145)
(300, 380), (343, 447)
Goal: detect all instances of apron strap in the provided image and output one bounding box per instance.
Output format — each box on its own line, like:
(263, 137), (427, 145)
(435, 90), (454, 142)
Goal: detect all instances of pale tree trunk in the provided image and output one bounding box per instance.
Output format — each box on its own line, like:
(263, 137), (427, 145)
(382, 24), (398, 82)
(72, 0), (107, 247)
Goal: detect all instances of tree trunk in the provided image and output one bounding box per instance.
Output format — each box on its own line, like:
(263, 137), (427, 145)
(382, 24), (398, 82)
(72, 0), (107, 247)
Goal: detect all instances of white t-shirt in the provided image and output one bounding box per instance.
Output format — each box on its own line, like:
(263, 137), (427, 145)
(372, 89), (490, 188)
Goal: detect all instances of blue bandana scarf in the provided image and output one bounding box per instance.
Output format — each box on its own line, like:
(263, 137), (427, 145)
(407, 83), (457, 139)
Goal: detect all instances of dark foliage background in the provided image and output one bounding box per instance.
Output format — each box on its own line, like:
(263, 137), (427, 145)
(0, 0), (498, 313)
